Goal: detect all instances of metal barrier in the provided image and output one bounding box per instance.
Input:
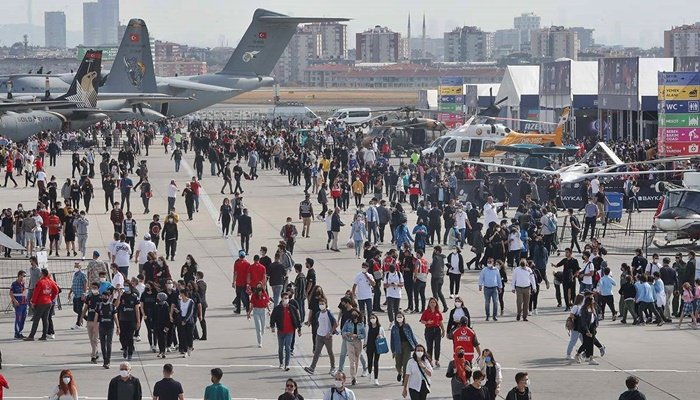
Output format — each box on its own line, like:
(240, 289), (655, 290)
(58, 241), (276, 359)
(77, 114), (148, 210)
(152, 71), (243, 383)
(0, 257), (89, 315)
(557, 224), (698, 258)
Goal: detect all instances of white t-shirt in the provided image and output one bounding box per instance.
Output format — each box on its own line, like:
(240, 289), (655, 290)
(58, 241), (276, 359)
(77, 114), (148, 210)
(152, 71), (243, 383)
(111, 271), (125, 289)
(581, 261), (593, 285)
(454, 211), (467, 229)
(35, 171), (47, 182)
(483, 202), (500, 226)
(508, 232), (523, 251)
(108, 240), (119, 259)
(405, 358), (432, 393)
(590, 178), (600, 194)
(114, 241), (131, 267)
(167, 184), (178, 198)
(317, 310), (333, 337)
(384, 271), (404, 299)
(136, 240), (157, 264)
(353, 271), (374, 300)
(448, 253), (461, 274)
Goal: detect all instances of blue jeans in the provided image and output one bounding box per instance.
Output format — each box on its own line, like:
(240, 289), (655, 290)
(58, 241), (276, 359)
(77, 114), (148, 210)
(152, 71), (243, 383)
(567, 330), (582, 356)
(252, 308), (266, 346)
(580, 283), (593, 293)
(358, 298), (373, 319)
(483, 287), (499, 317)
(271, 285), (283, 306)
(459, 228), (466, 248)
(14, 303), (27, 337)
(277, 333), (293, 367)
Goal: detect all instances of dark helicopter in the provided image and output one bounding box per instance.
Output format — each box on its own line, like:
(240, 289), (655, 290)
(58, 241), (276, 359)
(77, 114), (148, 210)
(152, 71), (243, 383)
(360, 106), (448, 156)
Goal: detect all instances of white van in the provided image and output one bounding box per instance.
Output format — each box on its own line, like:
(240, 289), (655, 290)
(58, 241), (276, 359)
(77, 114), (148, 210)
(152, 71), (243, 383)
(267, 103), (321, 124)
(326, 108), (373, 126)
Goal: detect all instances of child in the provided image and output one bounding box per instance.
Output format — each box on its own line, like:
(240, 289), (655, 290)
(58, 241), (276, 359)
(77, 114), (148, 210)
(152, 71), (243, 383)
(677, 282), (697, 329)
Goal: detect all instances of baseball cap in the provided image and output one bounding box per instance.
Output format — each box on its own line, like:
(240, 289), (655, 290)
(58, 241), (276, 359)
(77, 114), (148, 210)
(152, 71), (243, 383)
(238, 250), (246, 257)
(93, 250), (100, 257)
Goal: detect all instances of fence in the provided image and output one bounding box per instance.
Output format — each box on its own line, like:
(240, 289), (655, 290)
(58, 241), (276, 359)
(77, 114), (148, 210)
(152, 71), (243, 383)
(0, 257), (87, 315)
(557, 224), (698, 258)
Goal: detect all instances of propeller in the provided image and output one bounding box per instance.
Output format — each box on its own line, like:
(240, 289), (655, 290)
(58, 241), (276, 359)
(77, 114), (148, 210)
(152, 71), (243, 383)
(476, 88), (507, 118)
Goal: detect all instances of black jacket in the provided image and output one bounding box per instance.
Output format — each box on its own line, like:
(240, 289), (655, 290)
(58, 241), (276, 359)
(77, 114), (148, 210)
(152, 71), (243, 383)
(447, 306), (472, 333)
(107, 376), (142, 400)
(447, 252), (464, 274)
(269, 304), (302, 331)
(237, 215), (253, 235)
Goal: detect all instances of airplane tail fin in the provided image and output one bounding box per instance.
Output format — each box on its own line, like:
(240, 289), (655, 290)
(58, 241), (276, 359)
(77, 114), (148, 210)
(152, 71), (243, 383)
(551, 107), (570, 146)
(219, 8), (348, 77)
(102, 18), (157, 93)
(58, 50), (102, 108)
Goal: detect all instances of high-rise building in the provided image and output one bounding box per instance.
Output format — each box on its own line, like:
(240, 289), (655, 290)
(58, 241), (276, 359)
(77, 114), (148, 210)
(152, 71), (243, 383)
(530, 26), (579, 60)
(514, 12), (541, 49)
(83, 2), (100, 46)
(664, 23), (700, 57)
(273, 26), (322, 84)
(355, 26), (400, 62)
(494, 29), (521, 53)
(570, 27), (595, 51)
(83, 0), (120, 46)
(307, 21), (347, 60)
(44, 11), (66, 48)
(443, 26), (494, 62)
(99, 0), (119, 46)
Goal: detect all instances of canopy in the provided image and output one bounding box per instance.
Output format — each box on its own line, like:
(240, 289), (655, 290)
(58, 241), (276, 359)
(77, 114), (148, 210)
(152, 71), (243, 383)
(496, 65), (540, 108)
(0, 231), (25, 251)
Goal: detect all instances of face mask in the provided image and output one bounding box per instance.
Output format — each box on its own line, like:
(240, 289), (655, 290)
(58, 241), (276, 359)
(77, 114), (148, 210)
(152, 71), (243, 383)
(186, 260), (191, 265)
(99, 277), (106, 282)
(120, 371), (129, 378)
(484, 356), (492, 363)
(319, 304), (327, 311)
(415, 351), (424, 358)
(91, 289), (99, 295)
(62, 377), (71, 385)
(334, 380), (344, 389)
(396, 317), (404, 323)
(74, 267), (80, 272)
(166, 284), (174, 289)
(455, 301), (462, 308)
(362, 267), (368, 272)
(282, 299), (289, 305)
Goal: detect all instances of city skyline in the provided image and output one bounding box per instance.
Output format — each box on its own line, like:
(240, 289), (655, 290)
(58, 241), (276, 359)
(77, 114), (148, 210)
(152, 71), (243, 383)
(2, 0), (697, 49)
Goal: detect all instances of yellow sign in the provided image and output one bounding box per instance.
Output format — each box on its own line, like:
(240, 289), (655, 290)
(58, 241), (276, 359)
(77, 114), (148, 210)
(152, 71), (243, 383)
(659, 85), (700, 100)
(440, 86), (462, 95)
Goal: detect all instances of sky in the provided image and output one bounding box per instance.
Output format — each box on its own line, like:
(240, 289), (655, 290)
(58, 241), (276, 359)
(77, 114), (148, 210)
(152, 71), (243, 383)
(6, 0), (699, 48)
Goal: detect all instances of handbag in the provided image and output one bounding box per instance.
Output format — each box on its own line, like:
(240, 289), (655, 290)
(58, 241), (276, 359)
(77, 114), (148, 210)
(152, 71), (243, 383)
(375, 336), (389, 354)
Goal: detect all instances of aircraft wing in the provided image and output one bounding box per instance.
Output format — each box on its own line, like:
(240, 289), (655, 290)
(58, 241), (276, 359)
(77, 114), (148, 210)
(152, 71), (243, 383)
(157, 79), (240, 94)
(578, 169), (696, 180)
(97, 93), (192, 102)
(596, 156), (695, 174)
(0, 100), (76, 111)
(461, 159), (559, 175)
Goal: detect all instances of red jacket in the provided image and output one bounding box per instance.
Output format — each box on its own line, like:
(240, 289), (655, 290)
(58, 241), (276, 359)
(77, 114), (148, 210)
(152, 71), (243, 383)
(31, 276), (59, 305)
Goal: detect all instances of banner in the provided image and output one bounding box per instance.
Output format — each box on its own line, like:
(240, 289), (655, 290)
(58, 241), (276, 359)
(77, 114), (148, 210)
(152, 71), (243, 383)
(658, 71), (700, 156)
(437, 112), (464, 128)
(540, 60), (572, 95)
(440, 86), (463, 95)
(599, 57), (639, 110)
(439, 76), (464, 115)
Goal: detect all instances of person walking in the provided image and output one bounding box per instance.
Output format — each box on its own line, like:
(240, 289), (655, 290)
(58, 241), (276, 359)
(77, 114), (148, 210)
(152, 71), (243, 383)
(49, 370), (78, 400)
(219, 199), (233, 238)
(303, 297), (337, 375)
(384, 261), (404, 323)
(511, 260), (537, 321)
(349, 215), (367, 258)
(10, 270), (29, 339)
(162, 215), (178, 261)
(504, 372), (532, 400)
(117, 281), (141, 361)
(299, 194), (314, 238)
(352, 263), (375, 319)
(429, 246), (448, 312)
(270, 292), (302, 371)
(446, 346), (471, 400)
(365, 313), (386, 386)
(413, 250), (429, 313)
(248, 283), (271, 347)
(25, 268), (59, 341)
(322, 372), (356, 400)
(419, 297), (445, 368)
(479, 349), (503, 400)
(107, 362), (143, 400)
(402, 344), (432, 400)
(280, 217), (298, 255)
(341, 308), (366, 386)
(446, 247), (464, 298)
(176, 289), (196, 357)
(153, 292), (171, 359)
(391, 312), (418, 383)
(96, 289), (119, 369)
(68, 263), (87, 329)
(478, 259), (503, 321)
(204, 368), (230, 400)
(238, 208), (253, 255)
(153, 364), (184, 400)
(576, 296), (601, 365)
(330, 207), (344, 252)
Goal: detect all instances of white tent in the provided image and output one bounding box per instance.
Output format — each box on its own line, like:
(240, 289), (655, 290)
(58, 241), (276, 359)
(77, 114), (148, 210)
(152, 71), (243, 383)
(496, 65), (540, 128)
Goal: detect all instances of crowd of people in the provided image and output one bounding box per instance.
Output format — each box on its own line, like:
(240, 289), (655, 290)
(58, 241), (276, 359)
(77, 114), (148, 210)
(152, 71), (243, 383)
(1, 116), (695, 400)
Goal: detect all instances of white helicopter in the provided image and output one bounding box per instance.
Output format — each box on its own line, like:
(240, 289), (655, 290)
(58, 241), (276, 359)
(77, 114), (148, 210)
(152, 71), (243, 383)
(461, 142), (695, 184)
(651, 173), (700, 248)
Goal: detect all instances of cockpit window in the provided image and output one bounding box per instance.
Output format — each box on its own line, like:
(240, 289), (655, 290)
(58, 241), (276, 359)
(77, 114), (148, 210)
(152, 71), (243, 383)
(674, 191), (700, 213)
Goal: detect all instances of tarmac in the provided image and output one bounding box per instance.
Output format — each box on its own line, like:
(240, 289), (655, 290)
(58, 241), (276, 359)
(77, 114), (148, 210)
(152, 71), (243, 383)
(0, 144), (698, 400)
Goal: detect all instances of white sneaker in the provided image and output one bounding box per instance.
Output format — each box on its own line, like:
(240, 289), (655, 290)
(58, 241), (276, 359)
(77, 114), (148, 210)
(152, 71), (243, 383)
(575, 353), (582, 364)
(258, 343), (262, 348)
(534, 309), (539, 315)
(49, 334), (56, 339)
(374, 379), (380, 386)
(565, 355), (573, 360)
(588, 357), (599, 365)
(135, 336), (141, 342)
(279, 364), (284, 369)
(70, 325), (79, 330)
(361, 369), (368, 377)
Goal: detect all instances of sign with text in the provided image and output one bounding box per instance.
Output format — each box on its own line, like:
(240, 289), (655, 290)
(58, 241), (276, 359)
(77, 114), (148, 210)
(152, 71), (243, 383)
(658, 71), (700, 156)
